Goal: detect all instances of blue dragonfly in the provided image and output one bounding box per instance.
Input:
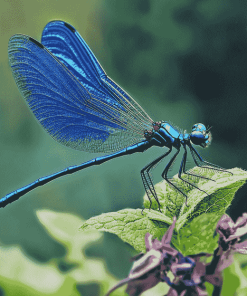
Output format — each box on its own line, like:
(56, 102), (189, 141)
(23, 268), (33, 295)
(2, 20), (229, 211)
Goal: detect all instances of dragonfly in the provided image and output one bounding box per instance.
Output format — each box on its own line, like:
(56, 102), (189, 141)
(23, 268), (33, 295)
(1, 20), (229, 211)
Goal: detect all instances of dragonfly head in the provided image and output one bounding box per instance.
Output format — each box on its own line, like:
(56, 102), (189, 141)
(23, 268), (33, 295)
(190, 123), (212, 148)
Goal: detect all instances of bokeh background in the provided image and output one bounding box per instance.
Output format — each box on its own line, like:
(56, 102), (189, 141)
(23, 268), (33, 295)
(1, 0), (247, 295)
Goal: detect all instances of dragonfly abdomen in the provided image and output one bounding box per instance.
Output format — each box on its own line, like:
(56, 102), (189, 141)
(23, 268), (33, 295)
(0, 140), (152, 208)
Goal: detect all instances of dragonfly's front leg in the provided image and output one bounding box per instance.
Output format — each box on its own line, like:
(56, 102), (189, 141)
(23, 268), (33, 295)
(161, 148), (190, 204)
(178, 144), (209, 205)
(141, 148), (172, 212)
(189, 145), (233, 175)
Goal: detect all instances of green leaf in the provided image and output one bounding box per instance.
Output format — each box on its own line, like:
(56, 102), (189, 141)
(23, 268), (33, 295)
(0, 244), (80, 296)
(80, 209), (170, 252)
(36, 210), (127, 296)
(36, 210), (102, 262)
(221, 258), (241, 296)
(81, 167), (247, 255)
(0, 210), (128, 296)
(174, 213), (219, 255)
(175, 167), (247, 255)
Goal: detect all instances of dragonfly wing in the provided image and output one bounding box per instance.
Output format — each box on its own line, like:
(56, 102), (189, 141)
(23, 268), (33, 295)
(42, 21), (106, 94)
(41, 21), (153, 151)
(8, 35), (144, 152)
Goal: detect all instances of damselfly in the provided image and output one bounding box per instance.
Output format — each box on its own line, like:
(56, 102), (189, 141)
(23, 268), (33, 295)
(1, 21), (230, 211)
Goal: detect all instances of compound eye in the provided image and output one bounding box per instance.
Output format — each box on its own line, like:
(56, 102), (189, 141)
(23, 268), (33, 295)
(192, 123), (206, 133)
(190, 131), (205, 145)
(190, 130), (212, 148)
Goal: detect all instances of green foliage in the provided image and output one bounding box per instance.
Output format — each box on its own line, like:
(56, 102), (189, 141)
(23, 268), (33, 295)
(205, 253), (247, 296)
(80, 208), (172, 253)
(81, 168), (247, 256)
(230, 254), (247, 296)
(0, 210), (128, 296)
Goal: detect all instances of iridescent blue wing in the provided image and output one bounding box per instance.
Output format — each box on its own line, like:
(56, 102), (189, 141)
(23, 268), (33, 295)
(8, 34), (152, 153)
(41, 20), (153, 151)
(42, 21), (106, 89)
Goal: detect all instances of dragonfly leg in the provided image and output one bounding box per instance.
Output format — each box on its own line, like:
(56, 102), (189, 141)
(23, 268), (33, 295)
(178, 145), (209, 205)
(182, 167), (215, 183)
(181, 144), (215, 183)
(161, 148), (190, 205)
(189, 145), (233, 175)
(141, 148), (172, 212)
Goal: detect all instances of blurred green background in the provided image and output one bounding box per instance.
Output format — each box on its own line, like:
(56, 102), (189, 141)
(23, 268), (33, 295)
(1, 0), (247, 295)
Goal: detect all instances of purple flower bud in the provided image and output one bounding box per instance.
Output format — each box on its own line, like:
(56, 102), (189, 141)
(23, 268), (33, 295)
(216, 213), (247, 253)
(105, 217), (178, 296)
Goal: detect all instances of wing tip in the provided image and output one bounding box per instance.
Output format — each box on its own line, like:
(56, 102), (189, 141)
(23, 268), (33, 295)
(43, 20), (76, 33)
(8, 34), (29, 54)
(63, 22), (76, 33)
(29, 37), (44, 49)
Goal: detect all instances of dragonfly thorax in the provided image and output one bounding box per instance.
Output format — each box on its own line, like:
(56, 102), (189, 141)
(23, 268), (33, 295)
(189, 123), (212, 148)
(146, 121), (181, 149)
(146, 122), (211, 150)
